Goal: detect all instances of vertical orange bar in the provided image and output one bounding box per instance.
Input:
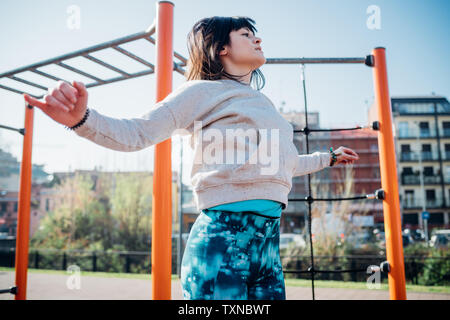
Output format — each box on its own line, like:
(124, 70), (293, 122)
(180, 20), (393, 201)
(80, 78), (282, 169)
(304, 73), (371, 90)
(151, 0), (174, 300)
(14, 103), (34, 300)
(372, 47), (407, 300)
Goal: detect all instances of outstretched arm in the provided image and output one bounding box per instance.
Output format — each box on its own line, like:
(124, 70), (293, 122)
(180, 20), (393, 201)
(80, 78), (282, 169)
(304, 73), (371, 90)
(23, 80), (216, 152)
(293, 147), (359, 177)
(24, 80), (178, 152)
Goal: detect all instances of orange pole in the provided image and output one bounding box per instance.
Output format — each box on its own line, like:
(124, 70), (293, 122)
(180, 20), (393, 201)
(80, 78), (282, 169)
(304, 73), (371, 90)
(372, 47), (407, 300)
(151, 0), (174, 300)
(14, 103), (35, 300)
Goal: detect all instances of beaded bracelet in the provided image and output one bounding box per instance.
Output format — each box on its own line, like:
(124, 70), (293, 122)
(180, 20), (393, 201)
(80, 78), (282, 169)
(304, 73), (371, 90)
(65, 108), (90, 131)
(329, 147), (337, 167)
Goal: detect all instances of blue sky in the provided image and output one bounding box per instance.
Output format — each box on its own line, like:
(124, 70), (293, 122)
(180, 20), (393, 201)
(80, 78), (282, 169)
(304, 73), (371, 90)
(0, 0), (449, 184)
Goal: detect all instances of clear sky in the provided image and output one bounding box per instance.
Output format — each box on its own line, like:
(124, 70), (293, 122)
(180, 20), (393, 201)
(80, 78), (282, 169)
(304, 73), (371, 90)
(0, 0), (449, 185)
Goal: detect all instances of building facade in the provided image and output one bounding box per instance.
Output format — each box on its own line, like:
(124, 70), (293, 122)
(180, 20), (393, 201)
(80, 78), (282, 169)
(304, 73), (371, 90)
(369, 95), (450, 231)
(281, 110), (383, 233)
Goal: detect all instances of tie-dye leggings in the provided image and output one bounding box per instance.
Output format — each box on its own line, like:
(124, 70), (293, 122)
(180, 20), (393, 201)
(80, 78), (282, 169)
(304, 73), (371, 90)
(180, 209), (285, 300)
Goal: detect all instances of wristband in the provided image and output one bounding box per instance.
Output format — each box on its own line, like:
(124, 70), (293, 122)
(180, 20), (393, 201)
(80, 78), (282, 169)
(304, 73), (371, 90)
(329, 147), (337, 167)
(65, 108), (90, 131)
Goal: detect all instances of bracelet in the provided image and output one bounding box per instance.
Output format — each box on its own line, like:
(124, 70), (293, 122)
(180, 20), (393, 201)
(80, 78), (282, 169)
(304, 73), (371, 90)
(329, 147), (337, 167)
(65, 108), (90, 131)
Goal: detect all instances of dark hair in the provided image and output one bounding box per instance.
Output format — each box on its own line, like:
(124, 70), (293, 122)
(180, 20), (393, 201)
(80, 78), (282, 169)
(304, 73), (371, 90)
(184, 16), (266, 91)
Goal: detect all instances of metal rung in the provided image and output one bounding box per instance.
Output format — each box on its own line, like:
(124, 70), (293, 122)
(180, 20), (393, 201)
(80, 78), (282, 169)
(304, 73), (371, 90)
(56, 62), (105, 83)
(83, 54), (130, 76)
(112, 46), (155, 69)
(0, 124), (25, 135)
(0, 286), (17, 295)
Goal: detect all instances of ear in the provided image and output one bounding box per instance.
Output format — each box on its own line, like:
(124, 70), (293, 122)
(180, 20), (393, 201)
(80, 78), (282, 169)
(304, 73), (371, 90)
(219, 46), (227, 56)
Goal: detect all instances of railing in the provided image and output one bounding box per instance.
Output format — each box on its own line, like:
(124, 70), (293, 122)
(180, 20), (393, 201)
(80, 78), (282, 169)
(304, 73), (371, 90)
(398, 128), (437, 139)
(280, 254), (449, 286)
(0, 249), (448, 286)
(400, 152), (439, 162)
(394, 102), (450, 115)
(445, 151), (450, 161)
(402, 174), (441, 185)
(442, 129), (450, 138)
(402, 197), (444, 209)
(395, 103), (434, 114)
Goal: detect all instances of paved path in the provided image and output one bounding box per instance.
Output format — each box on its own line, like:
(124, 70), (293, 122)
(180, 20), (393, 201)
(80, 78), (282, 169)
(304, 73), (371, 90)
(0, 271), (448, 300)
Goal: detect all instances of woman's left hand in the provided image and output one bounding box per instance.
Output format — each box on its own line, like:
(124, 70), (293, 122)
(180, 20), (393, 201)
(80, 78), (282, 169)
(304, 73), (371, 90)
(333, 146), (360, 165)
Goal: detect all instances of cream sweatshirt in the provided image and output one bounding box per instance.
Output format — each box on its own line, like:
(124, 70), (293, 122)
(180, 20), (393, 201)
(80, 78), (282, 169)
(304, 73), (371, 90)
(74, 79), (331, 211)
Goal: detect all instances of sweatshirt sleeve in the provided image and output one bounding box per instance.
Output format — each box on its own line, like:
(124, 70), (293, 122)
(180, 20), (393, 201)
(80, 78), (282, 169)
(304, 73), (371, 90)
(293, 151), (331, 177)
(73, 80), (213, 152)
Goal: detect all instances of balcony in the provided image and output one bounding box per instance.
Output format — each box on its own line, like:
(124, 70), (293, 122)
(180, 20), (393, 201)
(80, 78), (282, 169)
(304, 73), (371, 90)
(400, 151), (439, 162)
(398, 128), (436, 139)
(395, 103), (435, 114)
(394, 101), (450, 115)
(442, 128), (450, 138)
(402, 197), (445, 209)
(401, 174), (441, 185)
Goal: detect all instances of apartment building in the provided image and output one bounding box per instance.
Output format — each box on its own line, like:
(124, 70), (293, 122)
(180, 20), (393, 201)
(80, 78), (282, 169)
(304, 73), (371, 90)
(281, 111), (382, 233)
(369, 95), (450, 231)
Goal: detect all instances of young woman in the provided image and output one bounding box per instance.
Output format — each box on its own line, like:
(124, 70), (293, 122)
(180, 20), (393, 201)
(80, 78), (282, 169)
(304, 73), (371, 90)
(24, 16), (359, 300)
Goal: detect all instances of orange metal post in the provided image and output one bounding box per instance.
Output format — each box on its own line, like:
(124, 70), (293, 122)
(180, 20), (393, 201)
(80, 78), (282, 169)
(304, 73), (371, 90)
(14, 103), (35, 300)
(151, 0), (174, 300)
(372, 47), (407, 300)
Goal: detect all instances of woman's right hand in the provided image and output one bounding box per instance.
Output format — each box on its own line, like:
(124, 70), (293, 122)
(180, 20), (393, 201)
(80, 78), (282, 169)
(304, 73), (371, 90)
(23, 80), (89, 128)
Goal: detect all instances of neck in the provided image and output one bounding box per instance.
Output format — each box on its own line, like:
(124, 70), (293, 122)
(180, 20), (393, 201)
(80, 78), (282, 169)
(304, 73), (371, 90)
(220, 67), (252, 85)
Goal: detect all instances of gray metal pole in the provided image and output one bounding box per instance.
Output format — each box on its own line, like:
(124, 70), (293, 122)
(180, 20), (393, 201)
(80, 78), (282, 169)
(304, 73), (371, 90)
(415, 121), (428, 242)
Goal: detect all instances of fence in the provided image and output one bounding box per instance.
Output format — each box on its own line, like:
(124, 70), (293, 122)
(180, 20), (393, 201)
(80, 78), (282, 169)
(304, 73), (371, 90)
(0, 248), (448, 286)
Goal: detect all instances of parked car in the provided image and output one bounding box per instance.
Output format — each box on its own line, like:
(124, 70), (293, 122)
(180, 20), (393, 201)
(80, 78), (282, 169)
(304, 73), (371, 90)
(411, 229), (426, 242)
(345, 232), (373, 249)
(429, 230), (450, 248)
(402, 230), (415, 247)
(280, 233), (306, 250)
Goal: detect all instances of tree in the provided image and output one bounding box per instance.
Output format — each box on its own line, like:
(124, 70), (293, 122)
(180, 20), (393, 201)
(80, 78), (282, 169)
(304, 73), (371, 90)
(106, 172), (153, 251)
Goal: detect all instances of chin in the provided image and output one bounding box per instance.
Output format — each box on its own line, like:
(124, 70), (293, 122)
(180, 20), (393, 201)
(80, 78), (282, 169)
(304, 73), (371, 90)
(254, 57), (266, 69)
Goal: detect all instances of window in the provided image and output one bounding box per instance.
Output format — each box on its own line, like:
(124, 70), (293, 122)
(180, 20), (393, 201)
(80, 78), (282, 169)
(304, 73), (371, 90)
(445, 145), (450, 161)
(422, 144), (432, 161)
(398, 122), (409, 137)
(405, 190), (414, 207)
(422, 144), (431, 152)
(401, 145), (412, 161)
(429, 212), (444, 224)
(426, 189), (436, 199)
(423, 167), (434, 176)
(403, 213), (418, 225)
(402, 167), (413, 175)
(437, 102), (450, 113)
(401, 145), (411, 152)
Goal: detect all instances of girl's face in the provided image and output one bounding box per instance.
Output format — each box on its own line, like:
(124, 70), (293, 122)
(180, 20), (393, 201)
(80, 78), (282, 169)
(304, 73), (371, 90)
(219, 27), (265, 71)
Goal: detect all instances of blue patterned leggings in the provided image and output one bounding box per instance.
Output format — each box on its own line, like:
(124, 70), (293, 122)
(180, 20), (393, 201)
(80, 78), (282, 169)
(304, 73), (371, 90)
(180, 209), (285, 300)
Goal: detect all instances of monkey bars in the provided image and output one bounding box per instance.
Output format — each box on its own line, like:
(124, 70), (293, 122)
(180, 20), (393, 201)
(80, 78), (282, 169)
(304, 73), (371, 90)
(0, 1), (406, 300)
